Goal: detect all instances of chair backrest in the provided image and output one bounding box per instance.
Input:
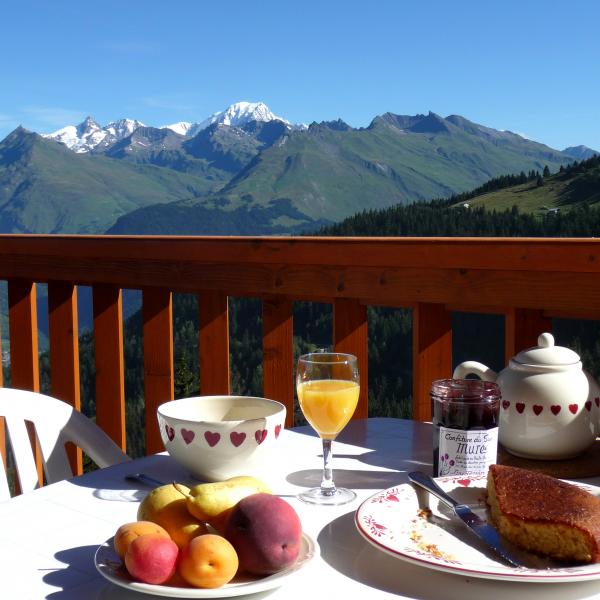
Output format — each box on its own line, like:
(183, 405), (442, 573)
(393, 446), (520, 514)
(0, 388), (130, 500)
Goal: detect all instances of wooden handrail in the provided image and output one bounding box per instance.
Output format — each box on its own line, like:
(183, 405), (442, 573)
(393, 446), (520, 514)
(1, 234), (599, 479)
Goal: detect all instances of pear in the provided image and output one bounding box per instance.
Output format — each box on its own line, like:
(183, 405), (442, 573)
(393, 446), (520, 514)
(175, 476), (271, 532)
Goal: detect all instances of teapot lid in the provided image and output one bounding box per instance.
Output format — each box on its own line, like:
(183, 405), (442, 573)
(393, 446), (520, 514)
(513, 332), (580, 366)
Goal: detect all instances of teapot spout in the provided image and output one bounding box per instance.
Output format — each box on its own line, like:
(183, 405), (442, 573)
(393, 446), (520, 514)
(453, 361), (498, 382)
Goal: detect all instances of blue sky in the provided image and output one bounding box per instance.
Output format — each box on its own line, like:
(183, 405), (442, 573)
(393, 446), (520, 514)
(1, 0), (599, 150)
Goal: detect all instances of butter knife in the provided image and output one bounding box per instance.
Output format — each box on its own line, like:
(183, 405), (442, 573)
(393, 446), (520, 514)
(408, 471), (526, 568)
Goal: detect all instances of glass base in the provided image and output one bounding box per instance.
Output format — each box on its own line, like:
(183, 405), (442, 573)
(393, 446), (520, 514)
(298, 486), (357, 505)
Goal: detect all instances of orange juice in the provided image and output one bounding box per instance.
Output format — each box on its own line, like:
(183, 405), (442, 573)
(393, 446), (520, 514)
(297, 379), (360, 439)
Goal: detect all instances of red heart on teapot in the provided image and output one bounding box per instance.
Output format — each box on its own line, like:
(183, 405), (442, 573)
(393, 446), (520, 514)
(551, 405), (561, 415)
(230, 431), (246, 447)
(516, 403), (525, 414)
(275, 424), (282, 439)
(502, 400), (510, 410)
(181, 429), (195, 444)
(585, 400), (592, 411)
(457, 479), (471, 487)
(569, 404), (578, 414)
(204, 431), (220, 447)
(533, 405), (543, 415)
(165, 425), (175, 441)
(255, 429), (267, 445)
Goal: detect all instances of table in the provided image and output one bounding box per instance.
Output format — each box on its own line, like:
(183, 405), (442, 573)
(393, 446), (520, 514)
(3, 418), (600, 600)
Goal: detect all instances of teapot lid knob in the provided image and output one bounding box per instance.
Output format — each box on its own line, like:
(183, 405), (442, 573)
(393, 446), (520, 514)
(537, 332), (555, 348)
(514, 331), (580, 366)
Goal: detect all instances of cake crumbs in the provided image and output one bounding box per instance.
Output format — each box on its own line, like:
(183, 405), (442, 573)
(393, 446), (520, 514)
(409, 508), (458, 562)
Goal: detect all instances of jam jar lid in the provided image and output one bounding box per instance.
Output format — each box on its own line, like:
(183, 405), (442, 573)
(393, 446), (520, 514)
(513, 332), (580, 366)
(431, 378), (500, 401)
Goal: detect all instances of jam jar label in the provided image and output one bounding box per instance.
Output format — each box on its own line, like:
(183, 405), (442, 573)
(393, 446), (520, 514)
(437, 426), (499, 477)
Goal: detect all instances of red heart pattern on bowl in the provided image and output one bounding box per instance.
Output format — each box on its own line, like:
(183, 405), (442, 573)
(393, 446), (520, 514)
(533, 405), (543, 415)
(181, 429), (195, 444)
(551, 405), (561, 415)
(171, 426), (283, 449)
(165, 425), (175, 441)
(230, 431), (246, 447)
(502, 400), (510, 410)
(586, 400), (592, 411)
(569, 404), (578, 414)
(204, 431), (220, 447)
(516, 403), (525, 414)
(596, 397), (600, 408)
(457, 479), (471, 487)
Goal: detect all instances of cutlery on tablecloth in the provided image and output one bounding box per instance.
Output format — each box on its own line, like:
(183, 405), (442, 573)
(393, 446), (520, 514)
(408, 471), (527, 568)
(125, 473), (167, 488)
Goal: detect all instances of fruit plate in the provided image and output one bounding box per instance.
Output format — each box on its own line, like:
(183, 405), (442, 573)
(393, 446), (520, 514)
(355, 475), (600, 583)
(95, 532), (319, 598)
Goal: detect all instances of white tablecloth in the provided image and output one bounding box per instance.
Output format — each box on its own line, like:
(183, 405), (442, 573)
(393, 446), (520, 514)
(3, 418), (600, 599)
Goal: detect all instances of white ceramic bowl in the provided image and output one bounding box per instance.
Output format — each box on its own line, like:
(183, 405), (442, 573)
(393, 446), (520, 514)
(157, 395), (286, 481)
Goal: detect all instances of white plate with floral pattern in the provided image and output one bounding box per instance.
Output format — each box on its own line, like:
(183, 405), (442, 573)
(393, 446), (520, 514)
(355, 475), (600, 582)
(95, 532), (318, 597)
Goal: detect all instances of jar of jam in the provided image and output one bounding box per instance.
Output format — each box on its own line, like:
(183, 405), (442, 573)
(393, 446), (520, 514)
(432, 378), (501, 477)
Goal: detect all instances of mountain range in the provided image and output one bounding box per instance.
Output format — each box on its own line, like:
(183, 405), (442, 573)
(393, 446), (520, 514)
(1, 101), (597, 235)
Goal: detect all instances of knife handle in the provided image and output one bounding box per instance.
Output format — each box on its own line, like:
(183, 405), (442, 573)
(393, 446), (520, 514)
(408, 471), (460, 510)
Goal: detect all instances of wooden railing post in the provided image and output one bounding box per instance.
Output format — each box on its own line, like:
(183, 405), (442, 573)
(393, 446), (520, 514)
(48, 282), (82, 474)
(93, 284), (126, 451)
(8, 279), (42, 488)
(412, 302), (452, 421)
(143, 289), (174, 454)
(199, 291), (230, 395)
(333, 298), (368, 419)
(504, 308), (552, 363)
(262, 297), (294, 427)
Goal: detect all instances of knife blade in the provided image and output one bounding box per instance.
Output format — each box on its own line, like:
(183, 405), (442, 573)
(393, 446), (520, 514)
(408, 471), (526, 568)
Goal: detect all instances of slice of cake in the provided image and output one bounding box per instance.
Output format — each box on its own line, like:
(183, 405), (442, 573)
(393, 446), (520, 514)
(487, 464), (600, 563)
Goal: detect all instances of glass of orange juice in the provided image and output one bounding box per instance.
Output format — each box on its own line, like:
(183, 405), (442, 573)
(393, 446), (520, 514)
(296, 352), (360, 505)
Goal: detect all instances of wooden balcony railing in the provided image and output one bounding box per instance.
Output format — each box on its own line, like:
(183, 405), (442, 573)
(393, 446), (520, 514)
(1, 235), (599, 481)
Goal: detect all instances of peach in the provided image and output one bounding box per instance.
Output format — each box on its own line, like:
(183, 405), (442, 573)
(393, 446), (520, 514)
(224, 493), (302, 575)
(113, 521), (170, 559)
(178, 534), (239, 589)
(124, 533), (179, 585)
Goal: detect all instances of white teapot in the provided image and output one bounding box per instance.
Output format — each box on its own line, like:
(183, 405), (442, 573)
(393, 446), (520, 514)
(453, 332), (598, 460)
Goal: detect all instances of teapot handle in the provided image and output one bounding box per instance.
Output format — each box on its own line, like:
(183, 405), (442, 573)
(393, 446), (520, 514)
(453, 361), (498, 382)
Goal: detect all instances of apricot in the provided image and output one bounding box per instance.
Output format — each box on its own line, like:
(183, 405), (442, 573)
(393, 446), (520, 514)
(114, 521), (170, 559)
(178, 534), (239, 589)
(224, 493), (302, 575)
(124, 533), (179, 585)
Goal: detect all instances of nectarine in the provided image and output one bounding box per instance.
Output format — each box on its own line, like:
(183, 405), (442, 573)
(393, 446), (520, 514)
(225, 493), (302, 575)
(124, 533), (179, 585)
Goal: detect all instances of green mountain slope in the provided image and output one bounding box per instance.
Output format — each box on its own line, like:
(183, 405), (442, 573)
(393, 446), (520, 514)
(320, 155), (600, 237)
(0, 128), (217, 233)
(452, 155), (600, 214)
(213, 112), (569, 220)
(106, 112), (571, 234)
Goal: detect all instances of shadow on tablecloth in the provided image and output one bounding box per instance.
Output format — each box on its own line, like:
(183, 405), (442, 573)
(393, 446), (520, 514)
(317, 511), (600, 600)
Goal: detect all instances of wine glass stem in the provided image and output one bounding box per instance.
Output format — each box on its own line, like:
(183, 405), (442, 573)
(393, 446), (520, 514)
(320, 438), (336, 496)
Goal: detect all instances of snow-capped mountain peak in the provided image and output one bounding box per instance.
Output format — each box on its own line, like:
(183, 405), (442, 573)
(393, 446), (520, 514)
(162, 102), (291, 137)
(44, 102), (297, 152)
(104, 118), (145, 139)
(199, 101), (288, 129)
(160, 121), (194, 136)
(44, 117), (145, 153)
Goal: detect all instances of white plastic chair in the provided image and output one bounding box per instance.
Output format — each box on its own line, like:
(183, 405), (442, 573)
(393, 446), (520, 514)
(0, 387), (130, 501)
